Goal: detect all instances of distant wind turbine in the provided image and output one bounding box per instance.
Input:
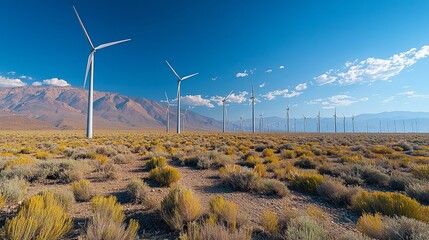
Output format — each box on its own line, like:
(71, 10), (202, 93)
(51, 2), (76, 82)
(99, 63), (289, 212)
(303, 115), (307, 132)
(240, 115), (245, 132)
(259, 112), (264, 132)
(73, 6), (131, 138)
(165, 60), (198, 134)
(343, 114), (346, 133)
(250, 84), (255, 133)
(333, 108), (337, 133)
(317, 111), (321, 133)
(222, 91), (233, 133)
(352, 115), (355, 133)
(181, 108), (188, 132)
(286, 106), (290, 133)
(164, 92), (173, 133)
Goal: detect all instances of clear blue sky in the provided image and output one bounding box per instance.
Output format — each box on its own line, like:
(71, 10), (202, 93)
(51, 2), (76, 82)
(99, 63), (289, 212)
(1, 0), (429, 120)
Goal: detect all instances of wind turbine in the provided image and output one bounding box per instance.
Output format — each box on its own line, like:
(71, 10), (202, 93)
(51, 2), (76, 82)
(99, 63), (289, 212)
(352, 115), (355, 133)
(333, 108), (337, 133)
(181, 108), (188, 132)
(164, 92), (174, 133)
(250, 84), (255, 133)
(286, 106), (290, 132)
(165, 61), (198, 134)
(303, 115), (307, 132)
(259, 112), (264, 132)
(240, 115), (245, 132)
(73, 6), (131, 138)
(317, 111), (321, 133)
(294, 118), (297, 132)
(343, 114), (346, 133)
(222, 91), (233, 133)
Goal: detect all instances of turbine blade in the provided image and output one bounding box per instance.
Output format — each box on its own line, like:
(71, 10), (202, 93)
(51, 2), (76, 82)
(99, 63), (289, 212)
(225, 90), (233, 101)
(252, 84), (254, 97)
(165, 92), (169, 103)
(83, 51), (94, 88)
(181, 72), (199, 80)
(166, 60), (181, 80)
(73, 6), (95, 49)
(95, 39), (131, 50)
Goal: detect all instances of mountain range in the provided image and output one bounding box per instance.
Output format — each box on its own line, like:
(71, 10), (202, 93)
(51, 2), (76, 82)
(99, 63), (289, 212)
(0, 86), (221, 131)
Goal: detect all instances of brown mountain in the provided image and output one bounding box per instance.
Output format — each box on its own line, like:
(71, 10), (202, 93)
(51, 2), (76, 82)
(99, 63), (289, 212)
(0, 86), (222, 131)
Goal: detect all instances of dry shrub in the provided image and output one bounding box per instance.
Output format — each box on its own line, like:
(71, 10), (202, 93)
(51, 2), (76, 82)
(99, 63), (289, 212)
(274, 163), (300, 180)
(0, 177), (28, 204)
(356, 213), (385, 240)
(261, 210), (279, 236)
(180, 222), (251, 240)
(35, 151), (50, 160)
(146, 156), (167, 170)
(258, 179), (290, 197)
(262, 148), (275, 158)
(161, 186), (202, 230)
(254, 164), (267, 177)
(286, 216), (328, 240)
(405, 183), (429, 204)
(101, 163), (120, 180)
(290, 173), (324, 194)
(411, 164), (429, 180)
(294, 157), (317, 169)
(84, 195), (139, 240)
(0, 191), (72, 239)
(0, 194), (5, 209)
(112, 154), (135, 164)
(40, 189), (75, 211)
(72, 179), (95, 202)
(281, 149), (296, 159)
(95, 154), (108, 165)
(3, 158), (36, 169)
(149, 166), (181, 186)
(371, 145), (394, 154)
(316, 178), (358, 206)
(208, 195), (239, 229)
(351, 190), (429, 222)
(245, 155), (260, 166)
(384, 215), (429, 240)
(359, 167), (390, 187)
(126, 179), (156, 209)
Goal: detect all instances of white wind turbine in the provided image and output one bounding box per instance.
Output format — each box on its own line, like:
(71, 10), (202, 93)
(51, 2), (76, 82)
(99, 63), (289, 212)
(240, 114), (245, 132)
(259, 112), (264, 132)
(303, 114), (307, 132)
(164, 92), (175, 133)
(250, 84), (255, 133)
(165, 61), (198, 134)
(73, 6), (131, 139)
(222, 90), (233, 133)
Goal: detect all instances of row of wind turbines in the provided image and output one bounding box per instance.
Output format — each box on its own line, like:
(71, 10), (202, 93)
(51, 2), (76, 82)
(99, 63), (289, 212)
(73, 6), (422, 138)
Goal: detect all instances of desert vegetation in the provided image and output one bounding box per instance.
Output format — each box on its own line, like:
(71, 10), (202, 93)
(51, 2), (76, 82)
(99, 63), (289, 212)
(0, 130), (428, 239)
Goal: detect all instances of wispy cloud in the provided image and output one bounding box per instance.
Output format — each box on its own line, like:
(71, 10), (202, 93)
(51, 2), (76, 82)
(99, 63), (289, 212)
(210, 91), (248, 106)
(0, 76), (27, 88)
(259, 82), (266, 88)
(32, 82), (42, 86)
(262, 89), (302, 100)
(308, 95), (368, 109)
(265, 69), (272, 73)
(42, 78), (70, 87)
(295, 83), (307, 91)
(211, 77), (218, 81)
(235, 68), (256, 78)
(314, 45), (429, 86)
(7, 71), (16, 75)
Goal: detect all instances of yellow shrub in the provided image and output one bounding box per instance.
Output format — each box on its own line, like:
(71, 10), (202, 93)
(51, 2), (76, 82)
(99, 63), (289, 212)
(4, 157), (36, 169)
(305, 204), (330, 224)
(72, 180), (94, 202)
(238, 145), (250, 155)
(356, 213), (385, 240)
(261, 210), (279, 235)
(264, 155), (279, 165)
(95, 154), (108, 165)
(224, 147), (235, 155)
(351, 190), (429, 222)
(0, 194), (5, 209)
(281, 149), (296, 159)
(161, 186), (202, 230)
(274, 163), (300, 180)
(371, 145), (394, 154)
(411, 164), (429, 180)
(0, 191), (72, 239)
(146, 156), (167, 169)
(290, 173), (324, 194)
(149, 166), (181, 186)
(86, 195), (139, 240)
(262, 148), (275, 158)
(254, 164), (267, 177)
(245, 155), (260, 166)
(208, 195), (238, 230)
(35, 151), (50, 160)
(219, 164), (241, 177)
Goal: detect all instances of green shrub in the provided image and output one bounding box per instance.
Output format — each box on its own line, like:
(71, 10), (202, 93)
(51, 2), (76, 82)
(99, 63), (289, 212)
(290, 173), (324, 194)
(286, 216), (327, 240)
(149, 166), (181, 186)
(0, 191), (72, 239)
(161, 186), (202, 230)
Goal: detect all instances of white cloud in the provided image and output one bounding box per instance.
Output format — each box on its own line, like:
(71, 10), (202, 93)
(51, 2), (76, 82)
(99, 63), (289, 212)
(0, 76), (27, 88)
(259, 82), (266, 88)
(211, 77), (218, 81)
(308, 95), (368, 109)
(263, 89), (289, 100)
(210, 91), (248, 106)
(295, 83), (307, 91)
(265, 69), (272, 73)
(314, 45), (429, 86)
(180, 95), (214, 108)
(19, 75), (33, 80)
(32, 81), (42, 86)
(279, 65), (285, 69)
(284, 91), (302, 98)
(399, 91), (415, 96)
(7, 71), (16, 75)
(42, 78), (70, 87)
(382, 96), (395, 104)
(236, 72), (248, 78)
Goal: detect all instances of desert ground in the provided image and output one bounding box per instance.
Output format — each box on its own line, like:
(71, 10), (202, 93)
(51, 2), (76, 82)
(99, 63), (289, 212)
(0, 131), (428, 239)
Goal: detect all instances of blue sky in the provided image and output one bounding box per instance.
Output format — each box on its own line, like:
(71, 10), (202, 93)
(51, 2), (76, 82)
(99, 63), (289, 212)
(1, 0), (429, 120)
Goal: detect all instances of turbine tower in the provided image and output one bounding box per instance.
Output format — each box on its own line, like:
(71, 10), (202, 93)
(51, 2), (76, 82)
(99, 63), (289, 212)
(165, 61), (198, 134)
(317, 111), (321, 133)
(259, 112), (264, 132)
(164, 92), (173, 133)
(240, 115), (244, 132)
(181, 108), (188, 132)
(222, 90), (233, 133)
(73, 6), (131, 138)
(294, 118), (297, 132)
(343, 114), (346, 133)
(286, 106), (290, 132)
(303, 115), (307, 132)
(352, 115), (355, 133)
(333, 108), (337, 133)
(250, 84), (256, 133)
